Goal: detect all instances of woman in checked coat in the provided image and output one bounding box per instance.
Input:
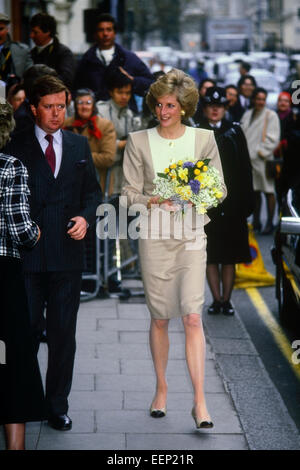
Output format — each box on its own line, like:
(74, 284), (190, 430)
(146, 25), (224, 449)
(0, 98), (46, 449)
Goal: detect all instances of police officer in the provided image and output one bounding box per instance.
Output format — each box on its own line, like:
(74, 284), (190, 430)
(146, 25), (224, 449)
(198, 87), (255, 316)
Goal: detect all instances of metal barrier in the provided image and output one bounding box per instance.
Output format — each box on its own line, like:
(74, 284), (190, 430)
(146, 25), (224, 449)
(80, 217), (102, 302)
(80, 167), (144, 301)
(102, 168), (144, 297)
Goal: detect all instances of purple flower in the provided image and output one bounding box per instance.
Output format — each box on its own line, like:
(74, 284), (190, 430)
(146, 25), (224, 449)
(182, 161), (195, 168)
(190, 179), (201, 194)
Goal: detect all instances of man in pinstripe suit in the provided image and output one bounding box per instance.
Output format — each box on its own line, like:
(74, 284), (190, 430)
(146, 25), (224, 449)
(6, 75), (102, 431)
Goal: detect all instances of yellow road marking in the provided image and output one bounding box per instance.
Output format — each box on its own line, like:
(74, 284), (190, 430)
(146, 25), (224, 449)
(246, 287), (300, 382)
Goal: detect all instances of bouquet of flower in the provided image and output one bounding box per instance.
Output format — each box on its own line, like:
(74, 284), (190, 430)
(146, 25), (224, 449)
(152, 158), (224, 214)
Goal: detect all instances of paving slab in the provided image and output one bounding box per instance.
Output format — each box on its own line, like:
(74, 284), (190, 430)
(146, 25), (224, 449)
(4, 280), (300, 451)
(95, 409), (243, 435)
(37, 433), (126, 450)
(126, 433), (248, 451)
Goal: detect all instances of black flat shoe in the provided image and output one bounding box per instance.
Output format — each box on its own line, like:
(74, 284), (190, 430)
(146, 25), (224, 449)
(191, 408), (214, 429)
(207, 300), (222, 315)
(48, 414), (72, 431)
(222, 300), (235, 316)
(150, 406), (167, 418)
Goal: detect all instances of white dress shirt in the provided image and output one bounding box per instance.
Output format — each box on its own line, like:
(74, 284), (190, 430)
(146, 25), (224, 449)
(209, 121), (222, 129)
(240, 95), (250, 109)
(35, 125), (63, 178)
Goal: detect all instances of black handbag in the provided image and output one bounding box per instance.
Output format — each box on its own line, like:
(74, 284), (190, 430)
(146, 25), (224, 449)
(265, 158), (283, 179)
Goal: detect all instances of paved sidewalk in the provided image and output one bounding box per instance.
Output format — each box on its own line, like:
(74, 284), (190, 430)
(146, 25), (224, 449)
(1, 280), (299, 450)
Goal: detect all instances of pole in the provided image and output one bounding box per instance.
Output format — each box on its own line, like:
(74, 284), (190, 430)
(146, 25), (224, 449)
(110, 0), (118, 18)
(257, 0), (262, 51)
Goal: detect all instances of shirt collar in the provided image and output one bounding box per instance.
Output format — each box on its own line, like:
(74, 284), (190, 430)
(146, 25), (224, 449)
(35, 124), (62, 145)
(209, 120), (222, 129)
(36, 38), (54, 53)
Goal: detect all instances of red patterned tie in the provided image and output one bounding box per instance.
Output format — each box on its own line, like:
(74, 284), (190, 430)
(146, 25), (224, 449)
(45, 134), (56, 174)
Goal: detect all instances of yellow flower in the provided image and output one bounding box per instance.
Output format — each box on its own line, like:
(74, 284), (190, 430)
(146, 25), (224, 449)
(171, 173), (177, 180)
(177, 160), (183, 166)
(170, 163), (177, 169)
(164, 168), (170, 174)
(197, 161), (204, 168)
(202, 165), (208, 172)
(195, 174), (203, 182)
(194, 168), (200, 175)
(178, 167), (188, 182)
(216, 191), (223, 199)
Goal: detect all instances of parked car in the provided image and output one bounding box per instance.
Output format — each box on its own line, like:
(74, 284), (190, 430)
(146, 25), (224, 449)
(271, 188), (300, 328)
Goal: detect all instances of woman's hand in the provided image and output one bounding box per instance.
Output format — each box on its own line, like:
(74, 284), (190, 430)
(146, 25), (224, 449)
(160, 199), (181, 212)
(147, 196), (180, 211)
(258, 150), (265, 159)
(118, 140), (127, 150)
(147, 195), (161, 209)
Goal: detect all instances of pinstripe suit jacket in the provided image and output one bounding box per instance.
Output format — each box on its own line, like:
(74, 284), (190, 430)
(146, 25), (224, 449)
(5, 128), (102, 272)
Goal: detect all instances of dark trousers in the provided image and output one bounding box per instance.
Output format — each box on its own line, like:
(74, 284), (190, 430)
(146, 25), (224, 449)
(24, 271), (82, 416)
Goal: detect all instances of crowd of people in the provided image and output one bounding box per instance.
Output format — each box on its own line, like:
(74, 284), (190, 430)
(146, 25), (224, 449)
(1, 10), (300, 450)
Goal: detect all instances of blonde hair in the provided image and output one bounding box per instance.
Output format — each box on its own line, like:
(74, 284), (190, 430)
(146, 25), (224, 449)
(0, 98), (15, 149)
(146, 68), (199, 119)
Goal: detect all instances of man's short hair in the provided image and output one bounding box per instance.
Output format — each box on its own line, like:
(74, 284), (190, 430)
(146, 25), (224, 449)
(106, 68), (133, 91)
(23, 64), (58, 95)
(240, 61), (251, 73)
(225, 84), (238, 91)
(30, 13), (57, 37)
(29, 75), (68, 107)
(95, 13), (117, 32)
(198, 78), (216, 91)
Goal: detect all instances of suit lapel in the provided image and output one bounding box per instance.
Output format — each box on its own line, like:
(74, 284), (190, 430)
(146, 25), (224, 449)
(56, 130), (77, 181)
(24, 132), (54, 183)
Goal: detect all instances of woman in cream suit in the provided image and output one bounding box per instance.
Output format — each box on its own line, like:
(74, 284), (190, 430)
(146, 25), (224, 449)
(122, 69), (226, 429)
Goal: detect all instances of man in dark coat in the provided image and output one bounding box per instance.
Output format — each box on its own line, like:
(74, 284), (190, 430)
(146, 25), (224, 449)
(198, 86), (254, 316)
(30, 13), (75, 90)
(0, 13), (33, 86)
(5, 75), (102, 431)
(74, 13), (153, 112)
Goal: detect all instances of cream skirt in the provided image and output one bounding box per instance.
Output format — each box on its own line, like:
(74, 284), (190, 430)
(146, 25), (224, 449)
(138, 233), (207, 320)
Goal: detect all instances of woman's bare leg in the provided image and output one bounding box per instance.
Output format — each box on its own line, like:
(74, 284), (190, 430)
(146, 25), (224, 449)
(182, 314), (210, 420)
(4, 423), (25, 450)
(149, 318), (169, 409)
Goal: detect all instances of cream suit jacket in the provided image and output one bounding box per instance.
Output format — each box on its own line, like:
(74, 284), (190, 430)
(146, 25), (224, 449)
(121, 126), (227, 225)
